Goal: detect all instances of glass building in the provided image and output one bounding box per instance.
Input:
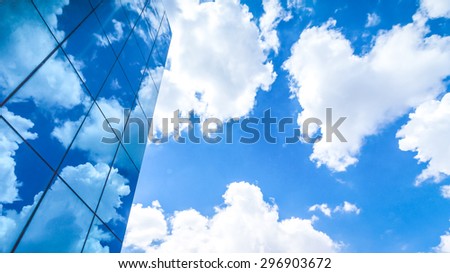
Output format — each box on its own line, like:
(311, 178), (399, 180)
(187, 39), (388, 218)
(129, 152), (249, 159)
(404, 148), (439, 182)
(0, 0), (171, 252)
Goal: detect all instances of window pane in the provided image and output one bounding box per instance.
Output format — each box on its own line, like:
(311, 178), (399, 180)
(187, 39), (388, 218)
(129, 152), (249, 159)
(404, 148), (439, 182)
(15, 180), (94, 253)
(56, 103), (120, 210)
(61, 9), (117, 99)
(82, 217), (122, 253)
(96, 144), (139, 242)
(122, 103), (149, 170)
(154, 13), (171, 65)
(133, 7), (158, 62)
(0, 1), (57, 103)
(119, 33), (146, 94)
(33, 0), (93, 44)
(0, 117), (55, 253)
(120, 0), (146, 30)
(94, 0), (132, 54)
(3, 47), (91, 169)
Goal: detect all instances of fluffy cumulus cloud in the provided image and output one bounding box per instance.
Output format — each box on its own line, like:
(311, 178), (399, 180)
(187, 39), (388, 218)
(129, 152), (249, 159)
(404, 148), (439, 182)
(121, 202), (167, 252)
(434, 232), (450, 253)
(0, 0), (87, 109)
(123, 182), (339, 253)
(397, 93), (450, 184)
(421, 0), (450, 19)
(309, 202), (360, 217)
(283, 15), (450, 172)
(151, 0), (276, 133)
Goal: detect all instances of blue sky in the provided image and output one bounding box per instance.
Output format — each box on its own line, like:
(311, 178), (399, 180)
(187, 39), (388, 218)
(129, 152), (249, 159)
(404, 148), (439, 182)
(124, 0), (450, 253)
(4, 0), (448, 253)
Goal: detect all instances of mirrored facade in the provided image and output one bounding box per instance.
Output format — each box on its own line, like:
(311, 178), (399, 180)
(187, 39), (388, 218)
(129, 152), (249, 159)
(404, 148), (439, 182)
(0, 0), (171, 253)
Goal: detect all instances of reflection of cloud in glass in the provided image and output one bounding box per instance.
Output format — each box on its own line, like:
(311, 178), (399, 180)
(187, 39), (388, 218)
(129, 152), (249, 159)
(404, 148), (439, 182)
(0, 108), (37, 204)
(0, 1), (87, 109)
(1, 0), (170, 252)
(52, 98), (125, 162)
(15, 162), (129, 252)
(94, 19), (125, 47)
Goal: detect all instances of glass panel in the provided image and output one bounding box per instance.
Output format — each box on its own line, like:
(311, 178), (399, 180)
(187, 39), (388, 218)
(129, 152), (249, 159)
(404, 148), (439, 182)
(119, 33), (146, 94)
(61, 10), (117, 99)
(15, 179), (93, 253)
(136, 71), (159, 119)
(154, 13), (171, 65)
(97, 60), (137, 112)
(33, 0), (93, 43)
(0, 1), (57, 104)
(94, 0), (132, 55)
(3, 48), (91, 169)
(97, 144), (139, 241)
(147, 0), (165, 26)
(141, 0), (163, 50)
(132, 5), (158, 62)
(122, 102), (149, 169)
(0, 117), (55, 253)
(82, 217), (122, 253)
(120, 0), (146, 30)
(57, 103), (120, 210)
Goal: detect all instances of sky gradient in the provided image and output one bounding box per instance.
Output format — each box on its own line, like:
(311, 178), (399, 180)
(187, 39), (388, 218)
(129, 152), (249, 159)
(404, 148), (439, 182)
(123, 0), (450, 253)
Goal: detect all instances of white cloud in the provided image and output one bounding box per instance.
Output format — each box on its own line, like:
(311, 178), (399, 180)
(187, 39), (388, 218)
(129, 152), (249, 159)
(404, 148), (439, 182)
(152, 0), (276, 133)
(123, 182), (339, 253)
(334, 201), (361, 215)
(283, 16), (450, 172)
(441, 185), (450, 199)
(309, 201), (361, 217)
(122, 202), (167, 252)
(434, 232), (450, 252)
(421, 0), (450, 19)
(259, 0), (287, 54)
(0, 108), (37, 204)
(397, 93), (450, 185)
(309, 203), (332, 217)
(365, 13), (381, 27)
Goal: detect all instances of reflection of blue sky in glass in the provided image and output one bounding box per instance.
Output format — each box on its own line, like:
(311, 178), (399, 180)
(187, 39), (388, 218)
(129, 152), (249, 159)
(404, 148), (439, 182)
(0, 0), (171, 252)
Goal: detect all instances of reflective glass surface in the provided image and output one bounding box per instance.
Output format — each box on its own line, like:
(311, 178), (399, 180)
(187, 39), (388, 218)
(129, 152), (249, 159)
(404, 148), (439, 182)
(14, 179), (94, 253)
(82, 217), (122, 253)
(97, 144), (139, 241)
(0, 0), (171, 253)
(0, 118), (55, 253)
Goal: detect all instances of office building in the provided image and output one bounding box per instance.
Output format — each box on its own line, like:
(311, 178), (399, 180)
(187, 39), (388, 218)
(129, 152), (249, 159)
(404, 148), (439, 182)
(0, 0), (171, 252)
